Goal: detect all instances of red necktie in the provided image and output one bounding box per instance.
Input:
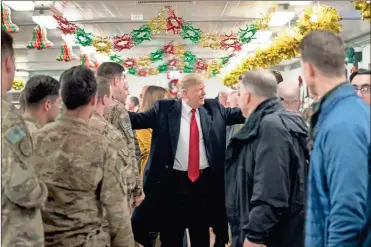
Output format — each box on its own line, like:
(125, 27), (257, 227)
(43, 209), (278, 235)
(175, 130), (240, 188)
(188, 109), (200, 182)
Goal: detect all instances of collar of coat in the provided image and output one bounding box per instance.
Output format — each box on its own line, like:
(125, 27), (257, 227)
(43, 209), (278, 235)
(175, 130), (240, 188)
(233, 97), (284, 141)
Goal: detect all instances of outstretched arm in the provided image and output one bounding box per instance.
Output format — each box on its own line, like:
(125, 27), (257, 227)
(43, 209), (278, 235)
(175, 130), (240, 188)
(129, 101), (159, 130)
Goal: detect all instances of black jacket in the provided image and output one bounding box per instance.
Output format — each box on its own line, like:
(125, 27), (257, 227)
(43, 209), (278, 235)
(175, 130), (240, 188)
(225, 97), (308, 247)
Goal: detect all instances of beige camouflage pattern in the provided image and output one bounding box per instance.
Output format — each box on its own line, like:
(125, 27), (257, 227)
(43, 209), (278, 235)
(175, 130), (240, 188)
(33, 116), (134, 247)
(89, 111), (142, 208)
(1, 98), (48, 247)
(23, 115), (43, 135)
(103, 100), (142, 201)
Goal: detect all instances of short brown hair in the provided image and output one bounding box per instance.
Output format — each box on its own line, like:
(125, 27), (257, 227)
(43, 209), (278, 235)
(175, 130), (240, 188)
(300, 30), (345, 77)
(96, 62), (125, 81)
(178, 73), (204, 92)
(96, 76), (111, 98)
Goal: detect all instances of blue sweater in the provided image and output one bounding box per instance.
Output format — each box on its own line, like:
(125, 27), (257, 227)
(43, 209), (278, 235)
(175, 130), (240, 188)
(305, 83), (370, 247)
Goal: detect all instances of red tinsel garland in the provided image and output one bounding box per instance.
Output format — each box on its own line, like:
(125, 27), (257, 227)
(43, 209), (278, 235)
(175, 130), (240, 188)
(166, 8), (184, 34)
(53, 15), (77, 35)
(195, 59), (208, 70)
(168, 58), (177, 67)
(113, 34), (134, 51)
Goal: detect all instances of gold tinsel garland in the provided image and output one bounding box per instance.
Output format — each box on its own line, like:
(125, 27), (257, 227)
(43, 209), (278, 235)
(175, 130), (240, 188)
(222, 5), (342, 86)
(353, 1), (371, 21)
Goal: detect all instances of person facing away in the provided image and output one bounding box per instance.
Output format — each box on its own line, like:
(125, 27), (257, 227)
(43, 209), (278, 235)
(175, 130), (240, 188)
(32, 66), (134, 247)
(277, 80), (301, 113)
(127, 96), (140, 112)
(22, 75), (62, 135)
(1, 30), (48, 246)
(350, 68), (371, 105)
(225, 91), (243, 145)
(136, 85), (170, 176)
(129, 73), (245, 247)
(225, 70), (308, 247)
(301, 31), (370, 247)
(97, 62), (143, 205)
(88, 76), (142, 209)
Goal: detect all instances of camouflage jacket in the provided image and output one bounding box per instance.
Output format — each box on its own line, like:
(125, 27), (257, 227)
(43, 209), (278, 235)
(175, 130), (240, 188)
(103, 100), (142, 198)
(1, 98), (48, 247)
(33, 116), (134, 247)
(23, 115), (43, 135)
(89, 111), (143, 207)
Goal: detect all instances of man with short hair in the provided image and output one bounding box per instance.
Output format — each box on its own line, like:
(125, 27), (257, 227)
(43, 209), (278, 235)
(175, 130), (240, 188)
(23, 75), (61, 134)
(350, 68), (371, 105)
(226, 70), (308, 247)
(1, 30), (48, 247)
(33, 66), (134, 246)
(97, 62), (143, 207)
(277, 81), (301, 113)
(301, 31), (370, 247)
(129, 73), (245, 247)
(89, 76), (142, 209)
(127, 96), (140, 112)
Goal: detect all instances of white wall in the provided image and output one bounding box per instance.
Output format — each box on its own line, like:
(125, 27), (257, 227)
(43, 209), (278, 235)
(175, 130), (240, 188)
(126, 73), (232, 98)
(280, 68), (303, 85)
(360, 43), (370, 69)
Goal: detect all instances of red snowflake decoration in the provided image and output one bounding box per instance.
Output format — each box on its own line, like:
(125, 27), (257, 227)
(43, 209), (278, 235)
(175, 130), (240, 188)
(138, 68), (149, 77)
(163, 41), (175, 54)
(220, 33), (242, 53)
(123, 58), (137, 68)
(53, 15), (77, 35)
(168, 58), (177, 67)
(166, 8), (184, 34)
(195, 59), (208, 70)
(113, 34), (134, 51)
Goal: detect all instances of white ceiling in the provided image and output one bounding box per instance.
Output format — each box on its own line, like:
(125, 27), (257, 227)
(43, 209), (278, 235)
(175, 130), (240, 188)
(7, 0), (371, 72)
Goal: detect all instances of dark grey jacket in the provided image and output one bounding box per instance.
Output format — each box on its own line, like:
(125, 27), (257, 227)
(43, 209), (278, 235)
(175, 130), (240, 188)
(225, 97), (308, 247)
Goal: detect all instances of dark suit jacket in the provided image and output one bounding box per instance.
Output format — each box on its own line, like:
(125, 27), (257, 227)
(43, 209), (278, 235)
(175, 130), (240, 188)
(129, 98), (244, 239)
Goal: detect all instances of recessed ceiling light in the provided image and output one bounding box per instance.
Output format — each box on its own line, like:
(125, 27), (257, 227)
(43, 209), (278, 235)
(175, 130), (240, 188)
(289, 1), (312, 6)
(3, 1), (35, 11)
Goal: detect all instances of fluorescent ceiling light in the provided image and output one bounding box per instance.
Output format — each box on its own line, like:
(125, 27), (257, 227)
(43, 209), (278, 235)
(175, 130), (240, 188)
(254, 31), (272, 43)
(269, 12), (296, 26)
(32, 15), (58, 29)
(289, 1), (312, 6)
(3, 1), (35, 11)
(15, 71), (29, 77)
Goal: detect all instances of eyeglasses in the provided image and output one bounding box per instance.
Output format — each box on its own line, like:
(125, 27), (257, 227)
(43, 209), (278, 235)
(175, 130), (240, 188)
(353, 84), (370, 95)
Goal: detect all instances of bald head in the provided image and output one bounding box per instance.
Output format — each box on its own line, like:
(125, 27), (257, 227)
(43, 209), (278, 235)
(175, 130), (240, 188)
(277, 81), (300, 112)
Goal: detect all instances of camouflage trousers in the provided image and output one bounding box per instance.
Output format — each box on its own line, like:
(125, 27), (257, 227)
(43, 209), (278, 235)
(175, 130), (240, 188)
(81, 228), (110, 247)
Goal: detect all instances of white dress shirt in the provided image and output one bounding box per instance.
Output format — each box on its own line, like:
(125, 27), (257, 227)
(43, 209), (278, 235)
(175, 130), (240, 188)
(173, 100), (209, 171)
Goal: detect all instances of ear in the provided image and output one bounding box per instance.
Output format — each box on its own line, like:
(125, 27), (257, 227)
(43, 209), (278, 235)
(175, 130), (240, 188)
(113, 77), (119, 87)
(43, 100), (51, 112)
(102, 94), (109, 106)
(90, 95), (97, 106)
(244, 91), (251, 105)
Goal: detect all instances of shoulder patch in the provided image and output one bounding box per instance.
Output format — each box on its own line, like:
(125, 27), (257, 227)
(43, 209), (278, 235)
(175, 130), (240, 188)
(6, 126), (26, 144)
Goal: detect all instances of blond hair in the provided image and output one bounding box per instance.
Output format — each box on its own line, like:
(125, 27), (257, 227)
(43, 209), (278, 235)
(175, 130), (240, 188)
(177, 73), (204, 92)
(140, 85), (170, 112)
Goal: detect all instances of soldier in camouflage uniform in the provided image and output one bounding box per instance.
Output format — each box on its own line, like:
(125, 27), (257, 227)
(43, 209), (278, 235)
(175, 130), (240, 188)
(89, 76), (141, 208)
(22, 75), (61, 135)
(97, 62), (143, 207)
(1, 30), (48, 247)
(33, 66), (134, 247)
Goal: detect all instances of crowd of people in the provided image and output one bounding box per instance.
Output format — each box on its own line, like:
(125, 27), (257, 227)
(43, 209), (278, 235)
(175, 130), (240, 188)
(1, 28), (370, 247)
